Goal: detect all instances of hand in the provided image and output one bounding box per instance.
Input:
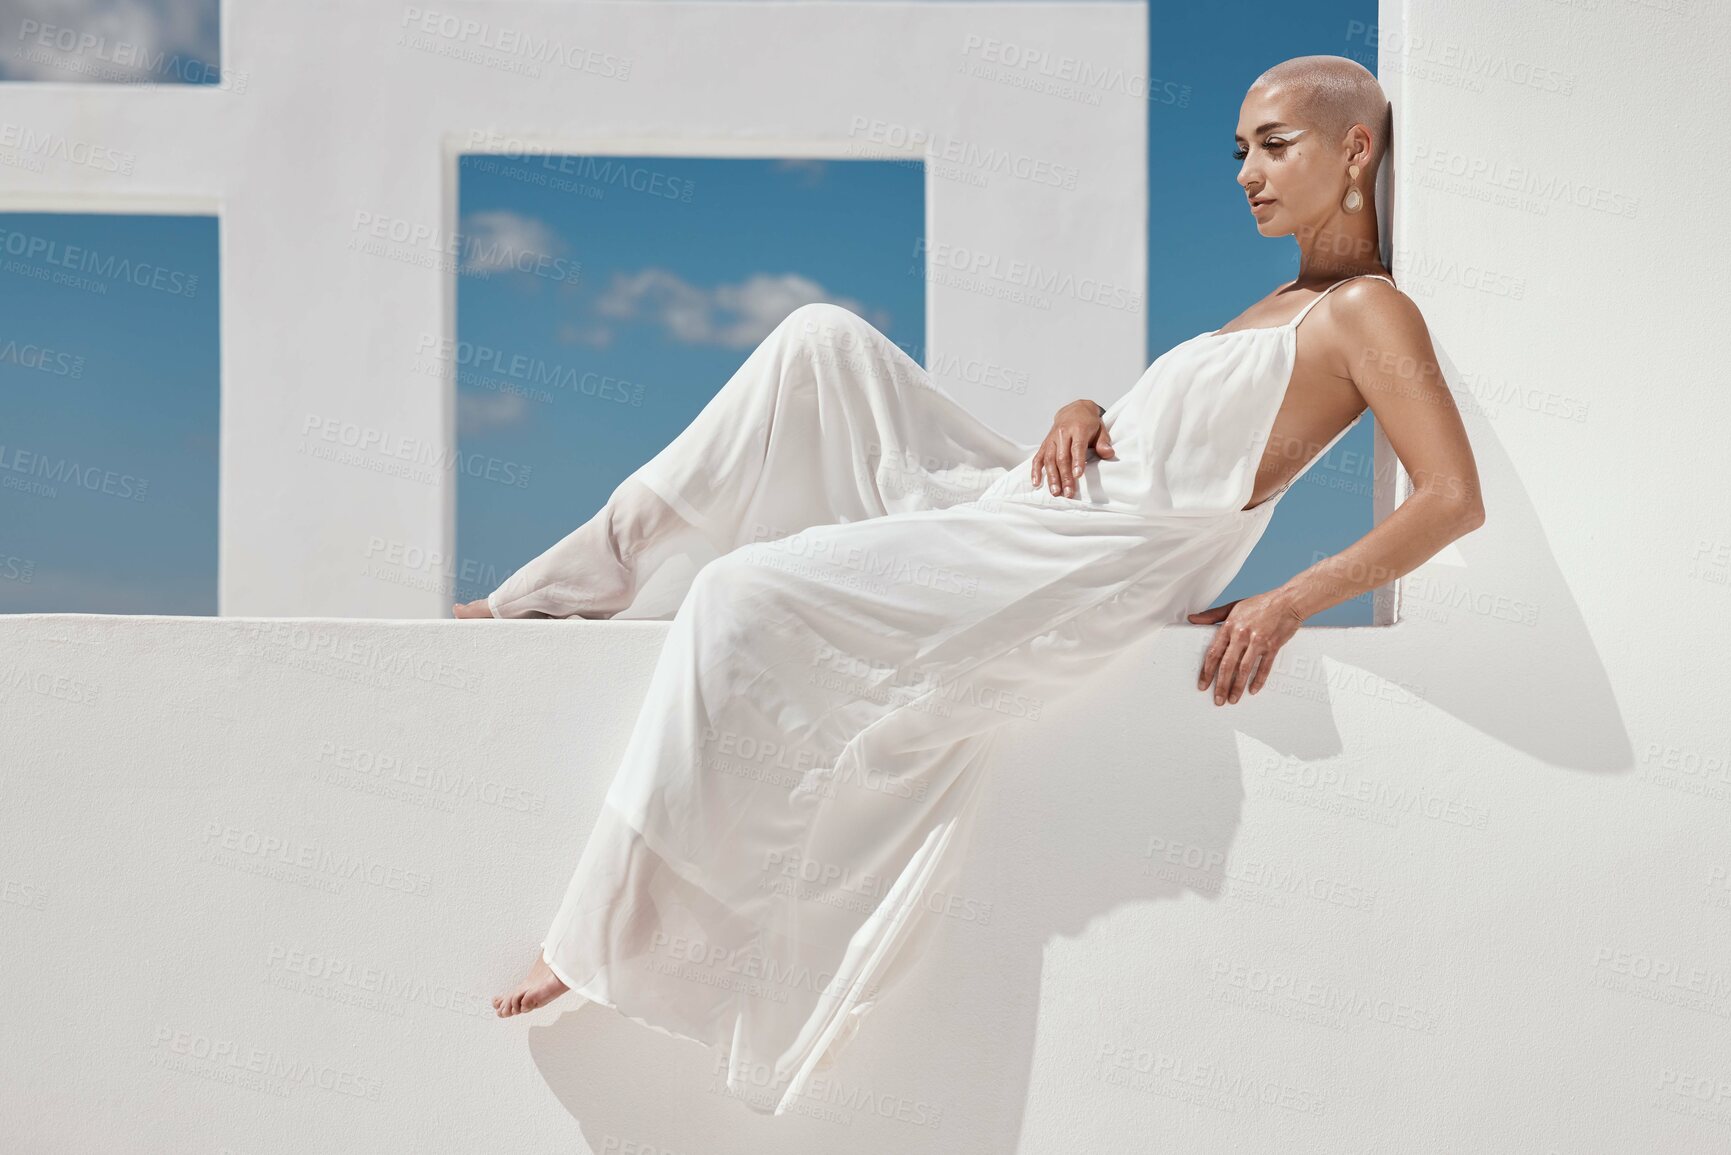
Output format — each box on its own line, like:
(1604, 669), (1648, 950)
(1187, 590), (1304, 705)
(1031, 400), (1115, 497)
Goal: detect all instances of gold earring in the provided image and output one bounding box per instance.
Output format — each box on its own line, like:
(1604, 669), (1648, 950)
(1342, 164), (1364, 214)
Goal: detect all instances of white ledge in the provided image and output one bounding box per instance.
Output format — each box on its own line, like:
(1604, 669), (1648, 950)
(2, 609), (1590, 1150)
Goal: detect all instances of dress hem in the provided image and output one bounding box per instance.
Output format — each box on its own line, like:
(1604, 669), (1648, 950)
(539, 939), (828, 1117)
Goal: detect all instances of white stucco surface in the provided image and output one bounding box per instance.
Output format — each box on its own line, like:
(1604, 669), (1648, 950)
(5, 0), (1729, 1151)
(0, 0), (1151, 617)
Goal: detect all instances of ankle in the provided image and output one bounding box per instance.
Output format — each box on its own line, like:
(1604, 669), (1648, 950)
(607, 479), (684, 565)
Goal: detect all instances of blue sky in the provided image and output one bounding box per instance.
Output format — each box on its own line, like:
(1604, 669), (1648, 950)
(2, 0), (1379, 622)
(1149, 0), (1381, 624)
(0, 212), (219, 613)
(454, 155), (927, 605)
(0, 0), (219, 84)
(458, 0), (1380, 624)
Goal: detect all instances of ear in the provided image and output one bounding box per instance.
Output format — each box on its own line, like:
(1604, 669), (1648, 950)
(1344, 122), (1375, 168)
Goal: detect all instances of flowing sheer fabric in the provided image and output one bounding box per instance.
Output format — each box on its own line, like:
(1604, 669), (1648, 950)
(493, 283), (1385, 1114)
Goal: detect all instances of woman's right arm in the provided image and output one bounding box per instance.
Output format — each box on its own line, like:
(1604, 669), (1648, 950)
(1030, 399), (1114, 497)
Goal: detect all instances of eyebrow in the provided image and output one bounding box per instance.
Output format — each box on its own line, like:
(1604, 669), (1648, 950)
(1235, 122), (1292, 142)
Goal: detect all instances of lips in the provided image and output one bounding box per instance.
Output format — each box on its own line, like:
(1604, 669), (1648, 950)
(1250, 197), (1274, 209)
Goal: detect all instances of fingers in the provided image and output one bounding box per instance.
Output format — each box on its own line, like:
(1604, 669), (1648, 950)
(1247, 646), (1275, 695)
(1193, 602), (1279, 705)
(1044, 433), (1068, 496)
(1202, 631), (1267, 704)
(1096, 423), (1115, 459)
(1033, 422), (1105, 497)
(1198, 625), (1229, 692)
(1227, 643), (1262, 704)
(1210, 631), (1249, 705)
(1032, 440), (1063, 490)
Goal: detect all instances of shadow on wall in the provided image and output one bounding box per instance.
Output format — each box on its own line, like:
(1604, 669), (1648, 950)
(0, 340), (1630, 1147)
(516, 370), (1628, 1145)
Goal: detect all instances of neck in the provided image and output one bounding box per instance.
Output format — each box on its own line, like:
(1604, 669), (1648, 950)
(1292, 212), (1386, 282)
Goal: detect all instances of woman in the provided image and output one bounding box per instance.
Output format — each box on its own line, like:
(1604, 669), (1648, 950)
(476, 55), (1484, 1115)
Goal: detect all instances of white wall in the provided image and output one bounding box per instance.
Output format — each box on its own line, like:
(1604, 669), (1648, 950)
(7, 0), (1731, 1151)
(0, 0), (1149, 617)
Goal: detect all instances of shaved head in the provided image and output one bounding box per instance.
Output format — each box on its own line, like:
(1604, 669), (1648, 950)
(1248, 56), (1389, 170)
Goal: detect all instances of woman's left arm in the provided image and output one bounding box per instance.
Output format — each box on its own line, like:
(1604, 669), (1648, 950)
(1191, 285), (1487, 705)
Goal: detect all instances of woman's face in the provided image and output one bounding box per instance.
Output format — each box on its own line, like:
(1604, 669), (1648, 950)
(1233, 88), (1334, 238)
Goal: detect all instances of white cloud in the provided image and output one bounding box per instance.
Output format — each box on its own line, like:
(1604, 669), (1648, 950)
(0, 0), (218, 83)
(773, 159), (829, 186)
(458, 210), (567, 278)
(457, 389), (531, 433)
(576, 268), (885, 349)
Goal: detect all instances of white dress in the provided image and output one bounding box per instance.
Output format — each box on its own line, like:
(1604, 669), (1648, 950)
(489, 276), (1388, 1115)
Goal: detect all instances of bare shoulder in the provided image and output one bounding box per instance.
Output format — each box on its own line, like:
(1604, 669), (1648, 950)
(1318, 275), (1483, 521)
(1317, 276), (1435, 376)
(1327, 275), (1427, 338)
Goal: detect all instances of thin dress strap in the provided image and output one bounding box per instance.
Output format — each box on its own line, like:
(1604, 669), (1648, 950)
(1288, 272), (1395, 329)
(1248, 272), (1394, 512)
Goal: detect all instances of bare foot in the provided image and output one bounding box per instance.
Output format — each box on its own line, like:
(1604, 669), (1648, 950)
(455, 479), (690, 621)
(493, 951), (570, 1018)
